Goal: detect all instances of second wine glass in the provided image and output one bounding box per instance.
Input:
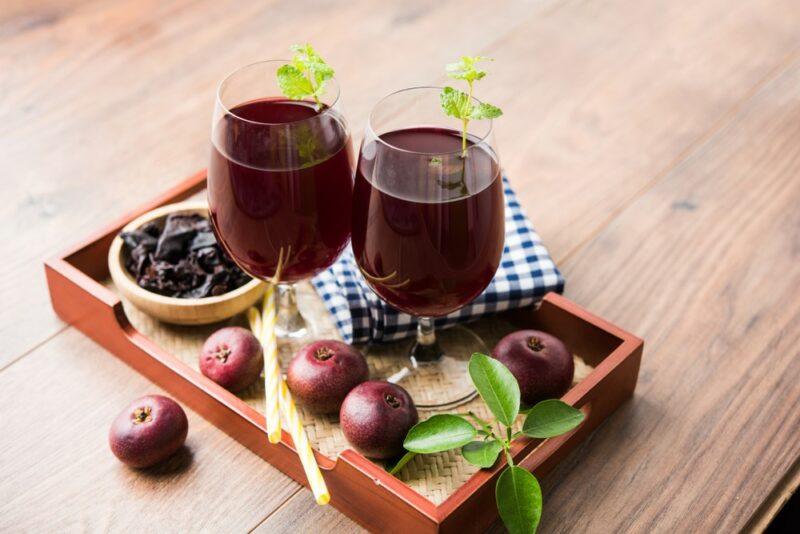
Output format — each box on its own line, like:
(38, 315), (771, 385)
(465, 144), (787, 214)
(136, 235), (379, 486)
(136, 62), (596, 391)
(352, 86), (505, 409)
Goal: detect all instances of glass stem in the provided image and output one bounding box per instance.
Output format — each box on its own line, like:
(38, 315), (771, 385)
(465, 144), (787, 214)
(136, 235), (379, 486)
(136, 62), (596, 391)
(410, 317), (444, 364)
(275, 283), (308, 338)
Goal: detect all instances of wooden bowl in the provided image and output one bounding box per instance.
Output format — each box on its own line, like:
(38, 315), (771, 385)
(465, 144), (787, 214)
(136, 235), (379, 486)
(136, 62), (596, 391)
(108, 201), (264, 325)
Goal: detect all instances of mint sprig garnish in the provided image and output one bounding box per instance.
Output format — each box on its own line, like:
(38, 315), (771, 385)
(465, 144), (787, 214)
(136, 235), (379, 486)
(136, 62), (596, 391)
(392, 353), (585, 534)
(440, 56), (503, 156)
(276, 44), (334, 108)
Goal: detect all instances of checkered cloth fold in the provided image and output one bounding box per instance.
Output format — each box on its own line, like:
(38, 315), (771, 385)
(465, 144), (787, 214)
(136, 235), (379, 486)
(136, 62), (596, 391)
(312, 176), (564, 344)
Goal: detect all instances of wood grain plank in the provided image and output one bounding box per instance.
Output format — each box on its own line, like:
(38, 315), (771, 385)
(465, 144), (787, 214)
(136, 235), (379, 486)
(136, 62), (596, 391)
(2, 0), (799, 532)
(478, 0), (800, 260)
(0, 0), (100, 38)
(0, 328), (300, 532)
(251, 490), (365, 534)
(524, 54), (800, 534)
(742, 455), (800, 533)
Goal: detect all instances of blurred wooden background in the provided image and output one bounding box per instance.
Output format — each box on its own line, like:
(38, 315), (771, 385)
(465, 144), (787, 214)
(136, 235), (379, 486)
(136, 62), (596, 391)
(1, 0), (799, 532)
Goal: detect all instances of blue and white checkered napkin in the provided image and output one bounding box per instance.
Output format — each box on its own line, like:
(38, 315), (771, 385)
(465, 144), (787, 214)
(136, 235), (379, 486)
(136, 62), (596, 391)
(311, 176), (564, 344)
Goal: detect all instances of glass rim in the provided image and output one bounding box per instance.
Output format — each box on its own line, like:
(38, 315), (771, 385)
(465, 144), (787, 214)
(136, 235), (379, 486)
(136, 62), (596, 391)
(215, 59), (342, 126)
(366, 85), (495, 156)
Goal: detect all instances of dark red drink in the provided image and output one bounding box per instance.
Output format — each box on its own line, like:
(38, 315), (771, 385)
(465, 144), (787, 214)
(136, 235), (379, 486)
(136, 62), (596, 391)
(352, 127), (504, 317)
(208, 98), (354, 282)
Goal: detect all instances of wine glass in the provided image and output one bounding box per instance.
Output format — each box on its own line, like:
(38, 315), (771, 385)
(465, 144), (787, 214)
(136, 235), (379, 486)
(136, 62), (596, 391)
(352, 86), (505, 409)
(208, 60), (354, 339)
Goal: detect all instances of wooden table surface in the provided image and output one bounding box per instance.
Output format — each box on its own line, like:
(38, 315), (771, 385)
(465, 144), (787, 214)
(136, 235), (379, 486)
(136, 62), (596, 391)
(2, 0), (799, 532)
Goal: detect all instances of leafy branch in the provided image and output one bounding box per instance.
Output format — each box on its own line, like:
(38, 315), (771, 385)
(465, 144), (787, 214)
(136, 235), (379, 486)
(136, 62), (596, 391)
(276, 44), (334, 108)
(390, 353), (585, 534)
(440, 56), (503, 157)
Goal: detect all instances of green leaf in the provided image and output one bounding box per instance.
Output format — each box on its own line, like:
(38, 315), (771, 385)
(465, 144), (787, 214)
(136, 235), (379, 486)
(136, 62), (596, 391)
(440, 86), (473, 120)
(278, 43), (335, 101)
(468, 353), (520, 426)
(289, 43), (334, 86)
(387, 451), (416, 475)
(522, 400), (585, 439)
(446, 55), (492, 83)
(403, 414), (477, 454)
(496, 466), (542, 534)
(311, 62), (334, 87)
(276, 64), (315, 100)
(462, 440), (503, 468)
(471, 101), (503, 120)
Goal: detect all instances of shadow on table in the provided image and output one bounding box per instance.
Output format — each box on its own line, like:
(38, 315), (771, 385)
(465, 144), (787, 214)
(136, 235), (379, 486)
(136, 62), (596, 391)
(138, 445), (194, 478)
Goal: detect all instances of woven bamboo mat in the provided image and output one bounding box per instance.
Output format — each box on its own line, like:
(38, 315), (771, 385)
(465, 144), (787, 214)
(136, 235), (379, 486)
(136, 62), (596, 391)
(112, 281), (593, 505)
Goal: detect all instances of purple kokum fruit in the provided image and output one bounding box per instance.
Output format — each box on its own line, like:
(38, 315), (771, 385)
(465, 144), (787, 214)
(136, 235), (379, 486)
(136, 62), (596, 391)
(491, 330), (574, 406)
(109, 394), (188, 468)
(200, 327), (263, 392)
(339, 381), (418, 459)
(286, 340), (369, 414)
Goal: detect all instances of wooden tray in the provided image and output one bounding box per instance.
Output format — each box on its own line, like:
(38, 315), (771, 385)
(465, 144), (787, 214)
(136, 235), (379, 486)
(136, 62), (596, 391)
(44, 170), (643, 533)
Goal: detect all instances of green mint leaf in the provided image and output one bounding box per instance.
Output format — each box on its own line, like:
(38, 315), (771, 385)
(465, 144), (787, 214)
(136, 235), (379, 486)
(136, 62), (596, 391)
(387, 451), (417, 475)
(468, 353), (520, 427)
(311, 62), (334, 87)
(522, 400), (585, 439)
(496, 466), (542, 534)
(462, 440), (503, 468)
(278, 44), (334, 102)
(289, 43), (334, 86)
(440, 86), (473, 120)
(276, 64), (315, 100)
(471, 101), (503, 120)
(403, 414), (477, 454)
(446, 55), (492, 83)
(441, 55), (501, 156)
(289, 43), (320, 68)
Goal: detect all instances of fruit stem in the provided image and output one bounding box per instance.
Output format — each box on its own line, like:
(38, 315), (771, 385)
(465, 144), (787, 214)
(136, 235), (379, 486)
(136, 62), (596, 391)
(527, 337), (545, 352)
(315, 347), (335, 361)
(460, 79), (474, 158)
(503, 443), (514, 468)
(384, 393), (401, 409)
(465, 410), (492, 429)
(214, 346), (231, 363)
(461, 411), (496, 437)
(132, 406), (152, 424)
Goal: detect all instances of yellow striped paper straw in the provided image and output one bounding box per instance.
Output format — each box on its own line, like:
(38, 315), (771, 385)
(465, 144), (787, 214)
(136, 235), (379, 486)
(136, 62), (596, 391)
(259, 286), (330, 504)
(246, 307), (262, 338)
(246, 305), (280, 443)
(278, 378), (330, 505)
(260, 284), (283, 444)
(253, 246), (329, 505)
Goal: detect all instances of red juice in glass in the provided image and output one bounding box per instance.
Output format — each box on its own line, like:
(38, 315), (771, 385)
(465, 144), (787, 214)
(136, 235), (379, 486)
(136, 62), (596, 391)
(208, 98), (354, 282)
(351, 126), (504, 317)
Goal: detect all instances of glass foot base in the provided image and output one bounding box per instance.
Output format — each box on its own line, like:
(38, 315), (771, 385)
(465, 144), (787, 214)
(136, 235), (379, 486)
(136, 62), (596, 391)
(365, 324), (486, 410)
